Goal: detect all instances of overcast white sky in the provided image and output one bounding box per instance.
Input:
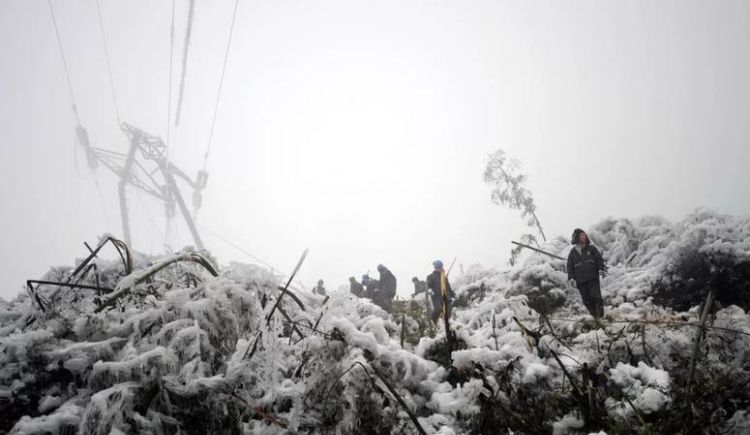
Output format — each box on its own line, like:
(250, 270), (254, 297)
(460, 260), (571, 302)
(1, 0), (749, 301)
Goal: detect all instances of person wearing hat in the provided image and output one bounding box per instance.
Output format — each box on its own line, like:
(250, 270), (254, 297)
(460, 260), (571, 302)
(426, 260), (455, 323)
(567, 228), (606, 322)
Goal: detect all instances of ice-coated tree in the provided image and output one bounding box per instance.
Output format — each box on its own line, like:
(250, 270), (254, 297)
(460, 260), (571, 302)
(483, 149), (546, 265)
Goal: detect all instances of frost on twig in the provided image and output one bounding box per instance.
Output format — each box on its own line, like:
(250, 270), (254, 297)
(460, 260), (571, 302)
(484, 149), (547, 264)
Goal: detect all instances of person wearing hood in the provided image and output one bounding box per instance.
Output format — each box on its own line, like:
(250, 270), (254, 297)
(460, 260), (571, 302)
(567, 228), (607, 322)
(376, 264), (397, 311)
(426, 260), (455, 323)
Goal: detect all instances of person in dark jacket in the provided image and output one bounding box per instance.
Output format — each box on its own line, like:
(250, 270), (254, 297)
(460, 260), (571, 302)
(411, 277), (427, 297)
(376, 264), (397, 311)
(567, 228), (606, 321)
(313, 279), (327, 296)
(349, 276), (364, 297)
(426, 260), (455, 323)
(362, 274), (380, 300)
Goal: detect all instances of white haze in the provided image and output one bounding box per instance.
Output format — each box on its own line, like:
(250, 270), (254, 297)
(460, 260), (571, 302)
(1, 0), (749, 300)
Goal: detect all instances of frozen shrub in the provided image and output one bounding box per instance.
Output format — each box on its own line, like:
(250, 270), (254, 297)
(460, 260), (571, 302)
(506, 264), (568, 315)
(656, 356), (750, 434)
(588, 218), (641, 266)
(453, 282), (492, 309)
(652, 248), (750, 312)
(468, 358), (569, 434)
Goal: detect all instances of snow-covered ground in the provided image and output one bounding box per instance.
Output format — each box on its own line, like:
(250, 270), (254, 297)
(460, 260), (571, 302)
(1, 209), (749, 434)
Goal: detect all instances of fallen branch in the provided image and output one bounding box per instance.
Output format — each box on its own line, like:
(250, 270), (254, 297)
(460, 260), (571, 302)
(229, 391), (288, 429)
(510, 241), (564, 260)
(512, 316), (541, 348)
(26, 280), (114, 312)
(548, 347), (583, 399)
(539, 311), (573, 351)
(367, 364), (429, 435)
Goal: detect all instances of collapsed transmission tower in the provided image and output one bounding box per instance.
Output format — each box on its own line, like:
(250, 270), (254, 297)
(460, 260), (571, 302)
(76, 122), (207, 250)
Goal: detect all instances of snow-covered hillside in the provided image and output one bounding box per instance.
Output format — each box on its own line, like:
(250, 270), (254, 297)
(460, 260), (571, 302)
(2, 210), (749, 434)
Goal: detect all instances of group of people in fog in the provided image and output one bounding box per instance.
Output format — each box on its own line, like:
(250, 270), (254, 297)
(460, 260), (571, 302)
(346, 264), (399, 312)
(312, 227), (608, 325)
(344, 260), (455, 325)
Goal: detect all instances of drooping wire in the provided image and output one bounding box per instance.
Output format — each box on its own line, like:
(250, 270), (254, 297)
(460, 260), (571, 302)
(47, 0), (81, 126)
(95, 0), (122, 124)
(48, 1), (114, 237)
(203, 0), (240, 174)
(197, 223), (307, 289)
(163, 0), (178, 251)
(166, 0), (175, 155)
(174, 0), (196, 127)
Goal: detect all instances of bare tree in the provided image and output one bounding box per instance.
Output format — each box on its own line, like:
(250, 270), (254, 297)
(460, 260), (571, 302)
(484, 149), (547, 264)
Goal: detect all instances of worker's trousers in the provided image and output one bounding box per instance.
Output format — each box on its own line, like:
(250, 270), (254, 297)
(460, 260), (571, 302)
(577, 279), (604, 319)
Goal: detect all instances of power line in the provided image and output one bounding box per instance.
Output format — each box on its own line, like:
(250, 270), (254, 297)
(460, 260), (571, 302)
(95, 0), (122, 124)
(174, 0), (196, 127)
(48, 1), (115, 240)
(198, 224), (277, 270)
(203, 0), (240, 173)
(198, 224), (307, 289)
(47, 0), (81, 125)
(166, 0), (175, 156)
(164, 1), (178, 251)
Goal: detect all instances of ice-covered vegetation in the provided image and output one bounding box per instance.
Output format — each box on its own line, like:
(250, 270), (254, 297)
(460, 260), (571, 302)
(2, 209), (749, 434)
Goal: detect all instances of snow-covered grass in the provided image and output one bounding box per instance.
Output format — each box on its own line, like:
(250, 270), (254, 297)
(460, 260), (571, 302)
(1, 210), (749, 434)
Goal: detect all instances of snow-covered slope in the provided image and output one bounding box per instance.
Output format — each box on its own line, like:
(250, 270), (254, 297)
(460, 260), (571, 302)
(1, 210), (749, 434)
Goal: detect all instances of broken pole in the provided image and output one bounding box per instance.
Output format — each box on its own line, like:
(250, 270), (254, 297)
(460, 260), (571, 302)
(510, 241), (564, 260)
(266, 249), (308, 326)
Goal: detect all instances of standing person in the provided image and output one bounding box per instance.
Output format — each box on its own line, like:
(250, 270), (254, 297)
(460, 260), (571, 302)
(313, 279), (327, 296)
(411, 277), (427, 297)
(349, 276), (364, 297)
(376, 264), (397, 312)
(426, 260), (455, 324)
(567, 228), (607, 322)
(362, 274), (379, 300)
